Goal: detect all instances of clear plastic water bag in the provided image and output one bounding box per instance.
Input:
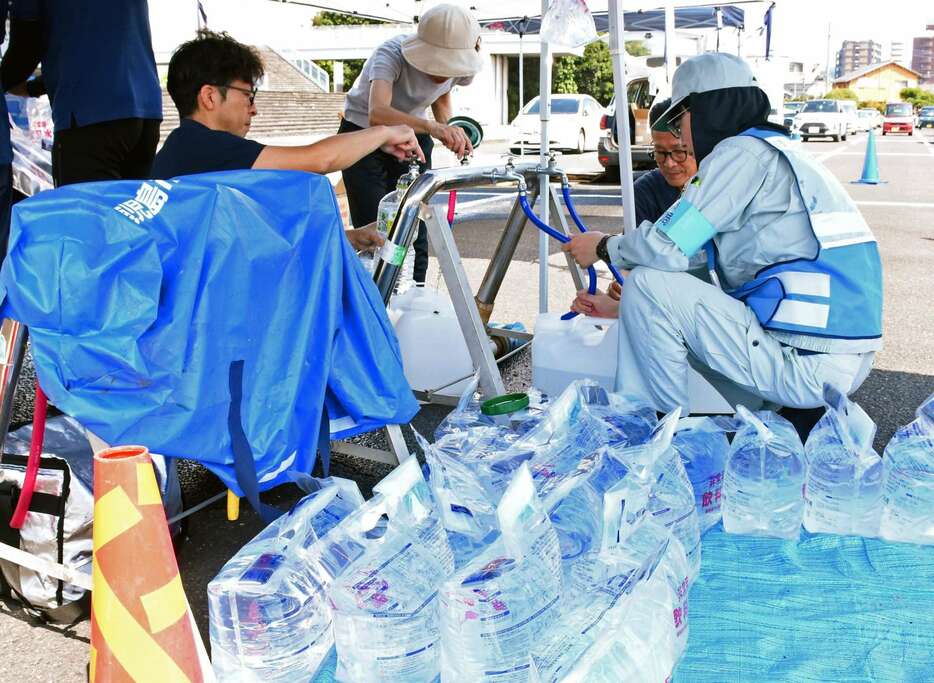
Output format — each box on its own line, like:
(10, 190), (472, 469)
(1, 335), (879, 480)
(540, 0), (598, 48)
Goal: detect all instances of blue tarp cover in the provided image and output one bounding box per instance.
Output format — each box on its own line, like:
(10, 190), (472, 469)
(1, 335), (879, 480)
(309, 525), (934, 681)
(676, 526), (934, 682)
(0, 170), (418, 493)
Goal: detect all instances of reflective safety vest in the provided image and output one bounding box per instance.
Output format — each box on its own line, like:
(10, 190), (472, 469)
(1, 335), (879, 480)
(727, 127), (883, 340)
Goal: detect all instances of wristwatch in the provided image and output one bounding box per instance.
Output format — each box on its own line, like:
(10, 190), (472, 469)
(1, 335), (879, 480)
(595, 235), (612, 266)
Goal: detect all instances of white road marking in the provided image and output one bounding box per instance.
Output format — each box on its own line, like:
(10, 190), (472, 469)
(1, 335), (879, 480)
(919, 131), (934, 157)
(834, 152), (934, 157)
(814, 139), (862, 162)
(855, 200), (934, 209)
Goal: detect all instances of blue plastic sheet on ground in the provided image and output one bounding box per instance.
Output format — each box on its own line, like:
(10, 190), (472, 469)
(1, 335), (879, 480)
(308, 525), (933, 681)
(675, 525), (934, 682)
(0, 170), (418, 494)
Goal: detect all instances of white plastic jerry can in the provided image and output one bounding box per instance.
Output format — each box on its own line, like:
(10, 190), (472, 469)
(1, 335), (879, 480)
(388, 286), (474, 397)
(532, 312), (619, 397)
(533, 312), (738, 414)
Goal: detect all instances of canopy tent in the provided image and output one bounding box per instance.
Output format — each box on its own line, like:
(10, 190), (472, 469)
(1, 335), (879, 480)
(479, 6), (745, 33)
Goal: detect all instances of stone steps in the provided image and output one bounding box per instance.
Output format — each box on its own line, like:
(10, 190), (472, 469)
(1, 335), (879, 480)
(159, 91), (347, 143)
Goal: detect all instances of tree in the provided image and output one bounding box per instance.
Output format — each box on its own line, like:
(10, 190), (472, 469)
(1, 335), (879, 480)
(625, 40), (651, 57)
(553, 57), (578, 95)
(316, 59), (366, 91)
(899, 87), (934, 108)
(312, 11), (384, 27)
(311, 12), (385, 90)
(858, 100), (885, 113)
(553, 38), (645, 105)
(823, 88), (858, 100)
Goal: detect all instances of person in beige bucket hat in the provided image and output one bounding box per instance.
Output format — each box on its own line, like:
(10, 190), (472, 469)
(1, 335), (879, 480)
(340, 3), (484, 284)
(401, 3), (484, 78)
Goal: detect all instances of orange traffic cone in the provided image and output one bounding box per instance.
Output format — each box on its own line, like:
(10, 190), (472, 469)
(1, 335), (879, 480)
(90, 445), (210, 682)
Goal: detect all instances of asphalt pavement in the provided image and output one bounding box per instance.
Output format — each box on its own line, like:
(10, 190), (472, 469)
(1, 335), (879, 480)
(2, 130), (933, 682)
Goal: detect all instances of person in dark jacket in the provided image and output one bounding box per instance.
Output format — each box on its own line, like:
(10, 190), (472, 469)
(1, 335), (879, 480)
(2, 0), (163, 187)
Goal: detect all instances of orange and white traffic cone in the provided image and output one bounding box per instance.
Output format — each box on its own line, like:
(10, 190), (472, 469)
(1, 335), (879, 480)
(90, 445), (211, 682)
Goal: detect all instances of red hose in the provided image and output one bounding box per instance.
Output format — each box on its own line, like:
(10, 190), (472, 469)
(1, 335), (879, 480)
(447, 191), (457, 227)
(9, 383), (48, 529)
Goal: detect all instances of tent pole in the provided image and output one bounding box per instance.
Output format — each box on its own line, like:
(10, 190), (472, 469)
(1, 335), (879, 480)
(664, 1), (676, 85)
(608, 0), (637, 234)
(519, 30), (525, 156)
(538, 0), (551, 314)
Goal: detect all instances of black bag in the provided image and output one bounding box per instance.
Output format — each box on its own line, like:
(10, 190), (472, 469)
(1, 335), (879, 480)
(0, 452), (92, 623)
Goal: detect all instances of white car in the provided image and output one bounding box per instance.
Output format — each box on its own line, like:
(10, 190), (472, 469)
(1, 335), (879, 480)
(795, 99), (849, 142)
(858, 108), (882, 131)
(510, 95), (606, 154)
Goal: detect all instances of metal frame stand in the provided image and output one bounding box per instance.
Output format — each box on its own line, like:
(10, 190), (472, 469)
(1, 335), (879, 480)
(329, 423), (410, 466)
(412, 178), (584, 406)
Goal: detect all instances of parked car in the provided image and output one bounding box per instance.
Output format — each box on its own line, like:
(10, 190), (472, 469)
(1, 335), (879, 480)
(840, 99), (861, 134)
(795, 99), (849, 142)
(510, 94), (605, 154)
(783, 101), (805, 128)
(882, 102), (914, 136)
(597, 75), (659, 174)
(858, 108), (883, 130)
(918, 106), (934, 129)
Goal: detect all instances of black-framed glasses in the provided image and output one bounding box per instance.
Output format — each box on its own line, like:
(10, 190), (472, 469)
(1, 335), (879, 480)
(666, 101), (690, 138)
(649, 148), (692, 163)
(213, 83), (257, 104)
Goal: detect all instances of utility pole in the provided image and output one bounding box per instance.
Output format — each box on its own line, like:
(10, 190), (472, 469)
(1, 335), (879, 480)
(825, 22), (833, 94)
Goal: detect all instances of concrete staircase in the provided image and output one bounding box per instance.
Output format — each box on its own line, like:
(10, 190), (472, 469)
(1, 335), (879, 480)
(159, 45), (346, 144)
(159, 90), (347, 143)
(257, 47), (325, 93)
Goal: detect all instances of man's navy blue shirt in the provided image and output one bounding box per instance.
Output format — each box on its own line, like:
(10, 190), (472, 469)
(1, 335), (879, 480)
(633, 168), (681, 224)
(150, 119), (265, 179)
(12, 0), (162, 130)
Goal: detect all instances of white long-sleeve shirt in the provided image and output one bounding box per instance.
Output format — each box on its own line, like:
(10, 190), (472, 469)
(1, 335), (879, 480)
(607, 135), (880, 354)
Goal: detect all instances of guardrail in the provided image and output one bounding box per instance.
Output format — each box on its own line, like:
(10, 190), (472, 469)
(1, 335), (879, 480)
(275, 48), (331, 93)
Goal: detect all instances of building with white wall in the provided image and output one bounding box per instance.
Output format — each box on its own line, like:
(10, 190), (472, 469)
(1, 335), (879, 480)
(147, 0), (585, 136)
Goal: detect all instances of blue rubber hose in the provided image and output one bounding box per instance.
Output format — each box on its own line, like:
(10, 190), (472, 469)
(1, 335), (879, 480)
(561, 184), (626, 286)
(518, 192), (597, 320)
(703, 241), (721, 288)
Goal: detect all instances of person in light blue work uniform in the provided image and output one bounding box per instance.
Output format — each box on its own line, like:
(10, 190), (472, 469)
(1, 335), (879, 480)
(564, 52), (882, 416)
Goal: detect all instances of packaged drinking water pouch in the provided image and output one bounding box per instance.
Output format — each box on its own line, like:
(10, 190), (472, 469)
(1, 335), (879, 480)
(530, 455), (673, 680)
(606, 409), (702, 581)
(328, 457), (454, 683)
(804, 385), (883, 537)
(723, 407), (806, 540)
(208, 478), (364, 682)
(531, 474), (690, 683)
(672, 416), (732, 534)
(434, 374), (549, 442)
(880, 392), (934, 545)
(575, 383), (657, 450)
(492, 381), (608, 494)
(418, 427), (501, 568)
(540, 0), (598, 48)
(439, 464), (563, 683)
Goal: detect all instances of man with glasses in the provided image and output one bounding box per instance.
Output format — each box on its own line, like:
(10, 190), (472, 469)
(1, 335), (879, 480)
(634, 98), (698, 226)
(571, 98), (697, 318)
(151, 31), (423, 252)
(564, 53), (881, 429)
